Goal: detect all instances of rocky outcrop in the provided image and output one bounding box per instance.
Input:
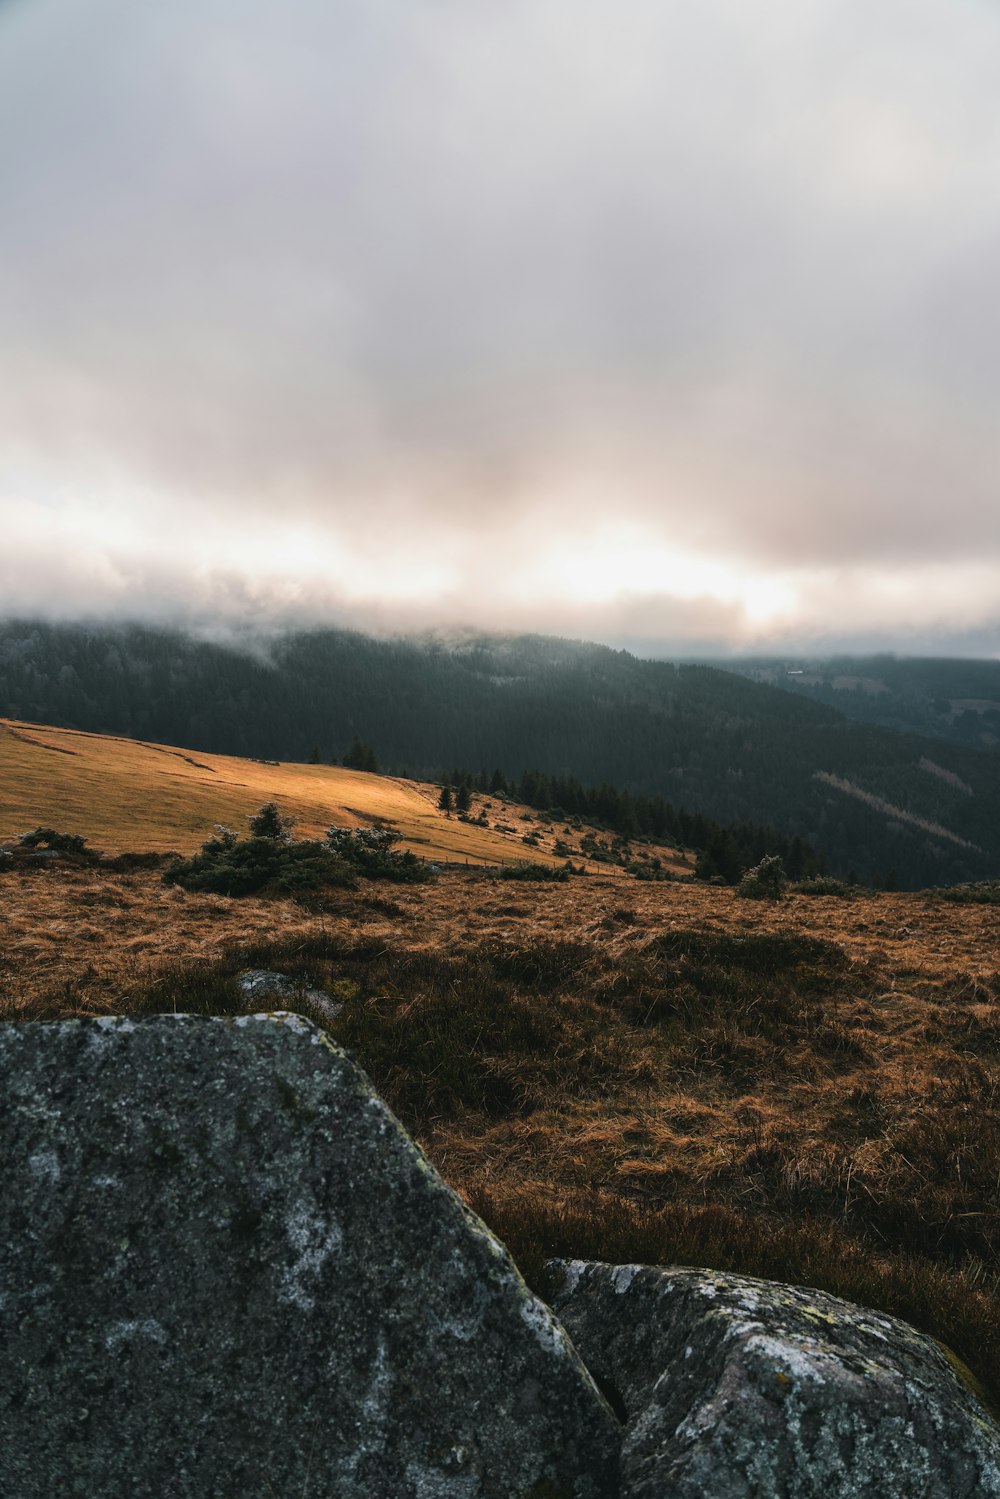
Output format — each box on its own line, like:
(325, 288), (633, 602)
(7, 1009), (1000, 1499)
(0, 1014), (619, 1499)
(548, 1259), (1000, 1498)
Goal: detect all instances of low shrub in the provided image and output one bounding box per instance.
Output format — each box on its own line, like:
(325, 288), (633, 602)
(164, 833), (355, 897)
(248, 801), (294, 841)
(737, 854), (788, 900)
(795, 876), (867, 897)
(19, 827), (95, 858)
(101, 851), (177, 873)
(325, 826), (430, 884)
(933, 882), (1000, 905)
(163, 806), (432, 896)
(491, 861), (570, 883)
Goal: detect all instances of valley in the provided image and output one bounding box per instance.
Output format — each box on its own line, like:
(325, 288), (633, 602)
(6, 620), (1000, 887)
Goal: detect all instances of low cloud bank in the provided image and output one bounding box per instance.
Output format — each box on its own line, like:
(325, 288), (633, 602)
(2, 517), (999, 659)
(2, 0), (999, 656)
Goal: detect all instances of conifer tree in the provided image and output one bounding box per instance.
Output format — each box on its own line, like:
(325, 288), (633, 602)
(248, 801), (294, 842)
(343, 737), (379, 773)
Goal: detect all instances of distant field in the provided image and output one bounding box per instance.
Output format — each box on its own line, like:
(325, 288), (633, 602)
(0, 717), (564, 868)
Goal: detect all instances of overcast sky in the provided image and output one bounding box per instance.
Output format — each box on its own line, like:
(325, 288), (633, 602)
(1, 0), (999, 655)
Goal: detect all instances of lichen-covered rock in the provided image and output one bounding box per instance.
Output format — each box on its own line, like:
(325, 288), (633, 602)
(0, 1015), (619, 1499)
(236, 968), (343, 1021)
(548, 1260), (1000, 1498)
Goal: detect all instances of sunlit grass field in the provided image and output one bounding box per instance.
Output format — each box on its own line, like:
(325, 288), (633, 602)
(0, 716), (564, 867)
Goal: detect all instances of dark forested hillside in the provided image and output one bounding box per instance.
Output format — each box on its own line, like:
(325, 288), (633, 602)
(3, 618), (1000, 888)
(721, 655), (1000, 749)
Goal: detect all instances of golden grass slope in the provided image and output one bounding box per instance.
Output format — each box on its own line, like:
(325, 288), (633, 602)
(0, 717), (560, 867)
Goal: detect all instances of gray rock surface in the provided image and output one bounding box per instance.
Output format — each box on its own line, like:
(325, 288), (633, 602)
(549, 1259), (1000, 1498)
(236, 967), (343, 1021)
(0, 1014), (619, 1499)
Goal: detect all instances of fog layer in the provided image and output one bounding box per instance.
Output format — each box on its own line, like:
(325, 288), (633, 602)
(2, 0), (999, 653)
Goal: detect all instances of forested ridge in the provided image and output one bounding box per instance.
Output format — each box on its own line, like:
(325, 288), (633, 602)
(3, 618), (1000, 888)
(723, 655), (1000, 748)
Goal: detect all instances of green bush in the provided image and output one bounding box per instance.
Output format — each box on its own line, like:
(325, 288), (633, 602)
(933, 882), (1000, 905)
(247, 801), (293, 841)
(163, 805), (432, 896)
(325, 826), (430, 883)
(19, 827), (93, 857)
(492, 861), (570, 883)
(737, 853), (788, 900)
(164, 833), (355, 897)
(795, 876), (869, 897)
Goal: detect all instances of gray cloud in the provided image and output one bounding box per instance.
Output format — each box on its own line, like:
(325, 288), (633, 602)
(1, 0), (999, 651)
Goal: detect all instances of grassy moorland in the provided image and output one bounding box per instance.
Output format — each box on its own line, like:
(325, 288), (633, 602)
(2, 854), (999, 1411)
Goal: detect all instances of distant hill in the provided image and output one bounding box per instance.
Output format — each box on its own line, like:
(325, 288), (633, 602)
(3, 619), (1000, 887)
(719, 655), (1000, 750)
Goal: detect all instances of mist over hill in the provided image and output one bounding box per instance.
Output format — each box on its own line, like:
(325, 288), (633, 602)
(3, 618), (1000, 889)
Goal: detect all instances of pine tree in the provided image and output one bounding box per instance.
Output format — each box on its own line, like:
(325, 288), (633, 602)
(248, 801), (294, 842)
(343, 738), (379, 773)
(456, 783), (472, 814)
(438, 784), (454, 814)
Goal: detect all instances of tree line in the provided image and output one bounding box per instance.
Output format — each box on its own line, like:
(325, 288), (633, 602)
(439, 766), (822, 883)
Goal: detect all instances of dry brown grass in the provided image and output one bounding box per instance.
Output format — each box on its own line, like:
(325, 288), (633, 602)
(3, 857), (1000, 1403)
